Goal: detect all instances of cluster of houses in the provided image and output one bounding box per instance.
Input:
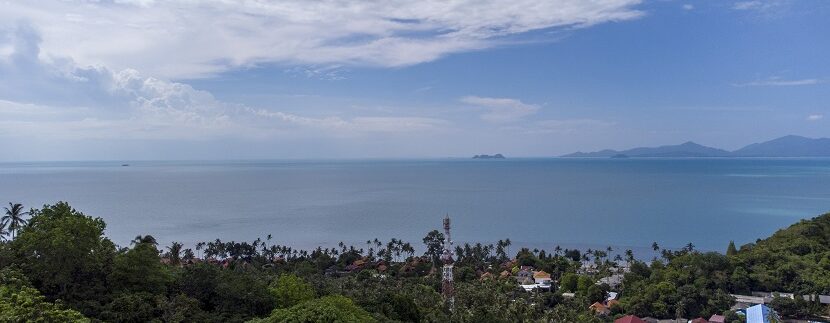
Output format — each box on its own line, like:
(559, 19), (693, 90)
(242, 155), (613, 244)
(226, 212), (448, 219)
(608, 303), (784, 323)
(513, 260), (830, 323)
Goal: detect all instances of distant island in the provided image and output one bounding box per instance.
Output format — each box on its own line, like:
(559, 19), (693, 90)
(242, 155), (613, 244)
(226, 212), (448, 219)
(473, 154), (506, 159)
(562, 135), (830, 158)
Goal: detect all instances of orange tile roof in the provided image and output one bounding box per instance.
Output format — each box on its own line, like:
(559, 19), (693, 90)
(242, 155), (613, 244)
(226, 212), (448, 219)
(533, 270), (550, 278)
(589, 302), (607, 310)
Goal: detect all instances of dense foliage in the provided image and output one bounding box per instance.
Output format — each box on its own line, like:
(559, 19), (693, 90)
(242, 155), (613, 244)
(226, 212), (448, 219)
(0, 268), (89, 322)
(732, 212), (830, 293)
(0, 202), (828, 322)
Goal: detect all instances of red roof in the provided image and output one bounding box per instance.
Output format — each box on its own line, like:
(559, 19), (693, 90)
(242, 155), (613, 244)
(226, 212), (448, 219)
(615, 315), (646, 323)
(690, 318), (707, 323)
(708, 314), (725, 323)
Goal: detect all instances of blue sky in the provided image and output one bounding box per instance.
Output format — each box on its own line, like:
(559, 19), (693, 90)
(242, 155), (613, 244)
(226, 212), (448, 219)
(0, 0), (827, 160)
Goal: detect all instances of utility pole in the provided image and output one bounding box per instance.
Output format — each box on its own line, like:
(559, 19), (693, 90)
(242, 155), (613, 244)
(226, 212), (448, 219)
(441, 214), (455, 311)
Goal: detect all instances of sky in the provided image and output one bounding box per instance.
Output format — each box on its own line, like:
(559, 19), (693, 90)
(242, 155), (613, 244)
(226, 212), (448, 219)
(0, 0), (828, 160)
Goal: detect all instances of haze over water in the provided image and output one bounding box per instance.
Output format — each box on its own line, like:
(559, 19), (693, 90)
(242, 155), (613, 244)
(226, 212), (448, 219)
(1, 158), (828, 255)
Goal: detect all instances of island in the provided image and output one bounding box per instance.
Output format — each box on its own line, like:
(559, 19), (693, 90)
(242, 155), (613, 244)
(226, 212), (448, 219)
(473, 154), (506, 159)
(562, 135), (830, 158)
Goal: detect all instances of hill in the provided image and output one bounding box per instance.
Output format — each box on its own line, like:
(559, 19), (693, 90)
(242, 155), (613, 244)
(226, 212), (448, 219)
(562, 135), (830, 158)
(736, 212), (830, 293)
(562, 141), (731, 158)
(732, 135), (830, 157)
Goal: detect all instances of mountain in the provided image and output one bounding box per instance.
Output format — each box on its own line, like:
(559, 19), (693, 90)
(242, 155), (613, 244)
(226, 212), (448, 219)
(562, 141), (731, 158)
(732, 135), (830, 157)
(473, 154), (506, 159)
(562, 135), (830, 158)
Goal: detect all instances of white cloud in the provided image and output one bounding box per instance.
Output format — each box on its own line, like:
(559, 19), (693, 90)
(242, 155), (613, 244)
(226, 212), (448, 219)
(0, 0), (644, 78)
(807, 114), (823, 121)
(682, 4), (694, 10)
(734, 1), (763, 10)
(732, 76), (823, 87)
(461, 96), (540, 123)
(523, 119), (615, 134)
(0, 24), (449, 141)
(732, 0), (794, 18)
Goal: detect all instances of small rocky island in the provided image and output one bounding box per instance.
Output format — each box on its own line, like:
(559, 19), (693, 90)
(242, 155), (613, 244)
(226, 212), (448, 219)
(472, 154), (506, 159)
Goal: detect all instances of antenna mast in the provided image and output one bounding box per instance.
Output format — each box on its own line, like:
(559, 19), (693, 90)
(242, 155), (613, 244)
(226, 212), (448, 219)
(441, 214), (455, 310)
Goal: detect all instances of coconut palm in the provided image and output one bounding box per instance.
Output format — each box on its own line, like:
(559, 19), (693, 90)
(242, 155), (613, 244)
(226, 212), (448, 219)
(166, 241), (183, 265)
(2, 203), (29, 240)
(132, 235), (158, 246)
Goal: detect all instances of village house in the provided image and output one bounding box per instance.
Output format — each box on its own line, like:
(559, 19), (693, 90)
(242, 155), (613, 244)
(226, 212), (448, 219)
(707, 314), (725, 323)
(533, 270), (552, 286)
(746, 304), (779, 323)
(515, 268), (535, 284)
(614, 315), (646, 323)
(589, 302), (610, 315)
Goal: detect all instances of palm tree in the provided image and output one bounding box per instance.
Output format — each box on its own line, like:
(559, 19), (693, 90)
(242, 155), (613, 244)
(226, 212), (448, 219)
(0, 227), (8, 242)
(2, 203), (29, 240)
(132, 235), (158, 246)
(504, 238), (512, 259)
(166, 241), (183, 265)
(195, 241), (205, 259)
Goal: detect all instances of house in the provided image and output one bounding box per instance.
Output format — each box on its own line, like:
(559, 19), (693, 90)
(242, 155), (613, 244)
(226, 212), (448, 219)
(499, 270), (511, 279)
(606, 299), (620, 309)
(589, 302), (610, 315)
(345, 259), (366, 272)
(614, 315), (646, 323)
(641, 317), (659, 323)
(480, 272), (494, 280)
(801, 294), (830, 304)
(533, 270), (552, 285)
(707, 314), (725, 323)
(580, 261), (599, 274)
(689, 318), (707, 323)
(516, 269), (534, 284)
(731, 294), (766, 311)
(598, 273), (624, 289)
(746, 304), (779, 323)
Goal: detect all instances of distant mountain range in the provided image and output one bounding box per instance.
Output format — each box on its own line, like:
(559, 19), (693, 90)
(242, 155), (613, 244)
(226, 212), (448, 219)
(473, 154), (506, 159)
(562, 135), (830, 158)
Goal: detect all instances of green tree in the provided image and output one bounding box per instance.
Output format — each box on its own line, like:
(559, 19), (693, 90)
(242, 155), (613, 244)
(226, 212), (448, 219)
(0, 268), (89, 322)
(576, 275), (593, 293)
(422, 230), (445, 267)
(109, 240), (172, 294)
(726, 240), (738, 256)
(270, 274), (315, 309)
(100, 292), (158, 323)
(251, 295), (375, 323)
(559, 273), (578, 292)
(2, 202), (28, 240)
(166, 241), (184, 266)
(173, 262), (220, 310)
(214, 269), (275, 321)
(9, 202), (116, 316)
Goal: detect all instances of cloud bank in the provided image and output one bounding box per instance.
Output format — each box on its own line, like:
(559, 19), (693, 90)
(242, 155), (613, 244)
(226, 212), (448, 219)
(1, 0), (644, 78)
(461, 96), (541, 123)
(0, 23), (449, 144)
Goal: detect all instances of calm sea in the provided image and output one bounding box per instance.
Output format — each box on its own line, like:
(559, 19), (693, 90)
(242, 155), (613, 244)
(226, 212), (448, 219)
(1, 158), (828, 257)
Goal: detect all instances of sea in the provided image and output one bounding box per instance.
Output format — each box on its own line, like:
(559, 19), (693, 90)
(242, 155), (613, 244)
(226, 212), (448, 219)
(1, 158), (828, 258)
